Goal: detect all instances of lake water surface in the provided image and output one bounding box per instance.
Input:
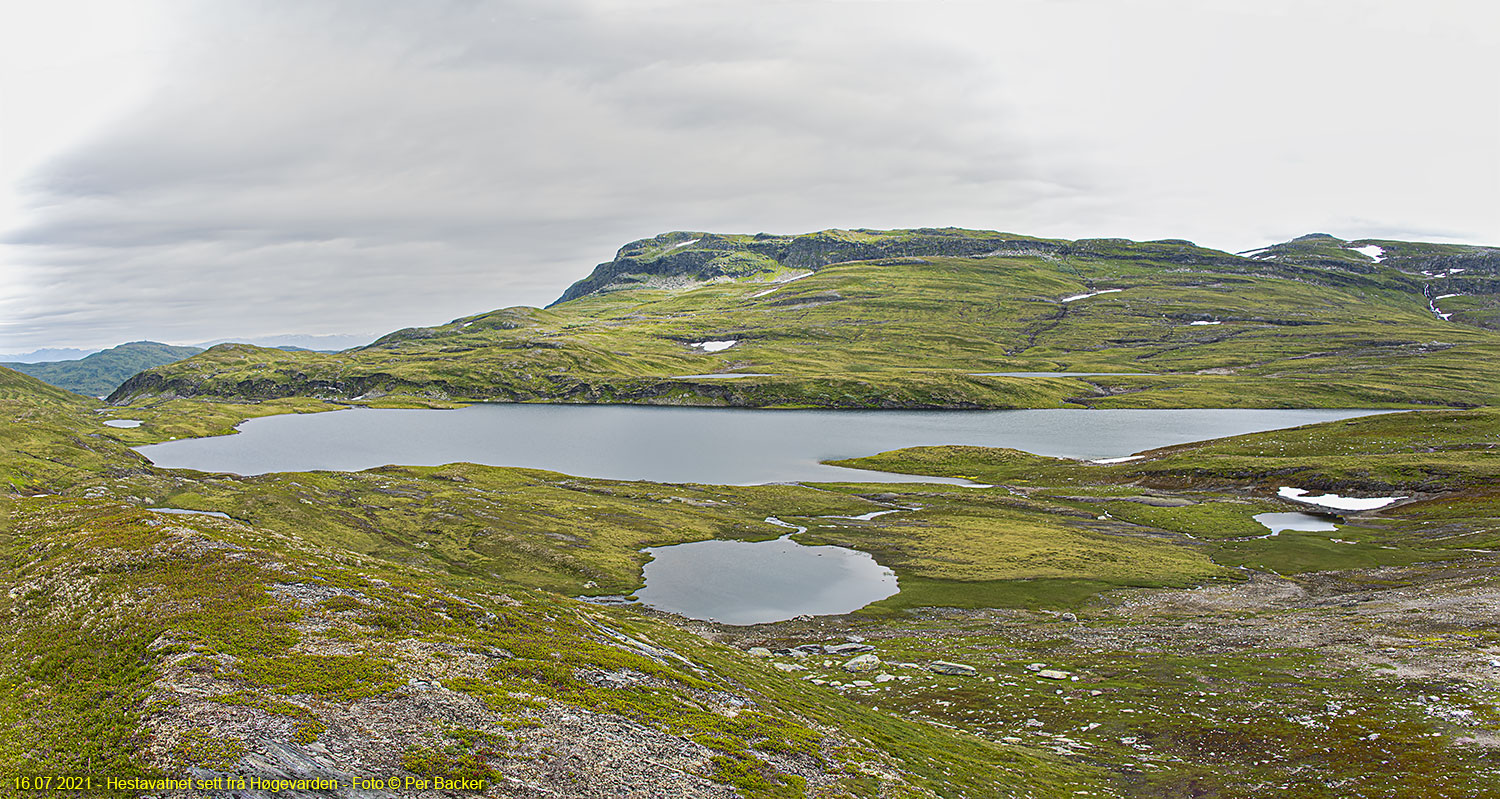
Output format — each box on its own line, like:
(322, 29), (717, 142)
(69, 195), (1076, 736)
(134, 404), (1385, 484)
(635, 518), (899, 625)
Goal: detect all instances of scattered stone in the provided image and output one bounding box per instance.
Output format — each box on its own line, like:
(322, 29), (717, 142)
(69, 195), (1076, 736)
(826, 642), (875, 656)
(1060, 612), (1078, 622)
(793, 644), (824, 656)
(747, 647), (772, 657)
(929, 661), (979, 676)
(773, 662), (807, 672)
(874, 673), (896, 683)
(1038, 670), (1071, 680)
(1025, 663), (1047, 672)
(844, 653), (881, 672)
(846, 635), (866, 643)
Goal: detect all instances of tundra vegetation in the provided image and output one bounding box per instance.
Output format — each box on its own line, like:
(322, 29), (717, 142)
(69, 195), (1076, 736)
(4, 228), (1499, 797)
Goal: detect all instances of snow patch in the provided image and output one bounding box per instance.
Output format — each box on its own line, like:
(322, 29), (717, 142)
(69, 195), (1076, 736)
(1278, 487), (1404, 511)
(1237, 247), (1272, 259)
(1188, 320), (1221, 326)
(1435, 293), (1460, 300)
(691, 340), (737, 353)
(1348, 244), (1386, 262)
(1060, 289), (1123, 303)
(667, 238), (700, 251)
(750, 271), (813, 297)
(104, 419), (142, 428)
(820, 509), (907, 522)
(1089, 456), (1143, 465)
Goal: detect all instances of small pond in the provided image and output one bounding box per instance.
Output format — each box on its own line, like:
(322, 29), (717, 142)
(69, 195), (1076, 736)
(1253, 512), (1338, 537)
(634, 519), (898, 625)
(149, 507), (232, 519)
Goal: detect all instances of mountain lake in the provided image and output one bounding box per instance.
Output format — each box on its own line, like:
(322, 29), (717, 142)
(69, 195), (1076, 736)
(134, 404), (1389, 624)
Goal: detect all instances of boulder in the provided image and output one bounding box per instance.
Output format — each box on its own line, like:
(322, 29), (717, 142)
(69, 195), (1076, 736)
(826, 642), (875, 656)
(929, 661), (978, 677)
(1038, 669), (1071, 680)
(843, 653), (881, 672)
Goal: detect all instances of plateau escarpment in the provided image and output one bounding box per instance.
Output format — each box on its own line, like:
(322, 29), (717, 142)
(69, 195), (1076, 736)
(109, 228), (1500, 410)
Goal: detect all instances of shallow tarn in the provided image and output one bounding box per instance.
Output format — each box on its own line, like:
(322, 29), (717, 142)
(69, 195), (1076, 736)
(634, 519), (898, 625)
(1254, 512), (1338, 536)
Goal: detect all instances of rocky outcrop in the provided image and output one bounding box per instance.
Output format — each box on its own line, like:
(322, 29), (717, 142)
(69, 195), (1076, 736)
(548, 228), (1065, 305)
(549, 228), (1409, 306)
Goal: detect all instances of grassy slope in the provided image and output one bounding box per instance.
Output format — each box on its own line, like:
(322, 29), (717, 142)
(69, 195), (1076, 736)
(109, 230), (1500, 410)
(1, 367), (1105, 797)
(6, 363), (1500, 795)
(5, 341), (202, 398)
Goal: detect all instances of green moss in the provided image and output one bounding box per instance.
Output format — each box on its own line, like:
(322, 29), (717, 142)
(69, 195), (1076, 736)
(242, 654), (401, 700)
(170, 730), (246, 771)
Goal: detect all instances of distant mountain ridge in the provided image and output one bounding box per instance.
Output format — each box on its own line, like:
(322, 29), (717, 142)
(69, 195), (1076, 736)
(111, 228), (1500, 410)
(0, 347), (98, 363)
(550, 228), (1256, 306)
(6, 341), (203, 397)
(550, 228), (1500, 307)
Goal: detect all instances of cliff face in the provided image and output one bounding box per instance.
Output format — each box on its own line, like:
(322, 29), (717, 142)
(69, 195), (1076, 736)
(546, 227), (1391, 306)
(547, 228), (1063, 305)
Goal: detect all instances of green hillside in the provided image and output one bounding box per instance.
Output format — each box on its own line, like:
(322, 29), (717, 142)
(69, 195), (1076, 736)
(7, 356), (1500, 795)
(7, 340), (202, 398)
(109, 229), (1500, 409)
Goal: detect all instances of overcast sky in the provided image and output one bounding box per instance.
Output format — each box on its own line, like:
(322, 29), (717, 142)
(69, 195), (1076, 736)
(1, 0), (1496, 351)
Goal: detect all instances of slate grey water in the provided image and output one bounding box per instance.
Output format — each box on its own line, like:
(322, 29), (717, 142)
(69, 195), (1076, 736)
(1253, 512), (1339, 535)
(135, 404), (1384, 484)
(635, 519), (899, 625)
(132, 404), (1385, 625)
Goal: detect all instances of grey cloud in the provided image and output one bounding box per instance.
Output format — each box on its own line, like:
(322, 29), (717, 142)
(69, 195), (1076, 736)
(2, 0), (1496, 350)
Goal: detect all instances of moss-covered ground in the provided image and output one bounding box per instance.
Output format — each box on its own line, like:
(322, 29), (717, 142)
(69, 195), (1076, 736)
(3, 358), (1499, 796)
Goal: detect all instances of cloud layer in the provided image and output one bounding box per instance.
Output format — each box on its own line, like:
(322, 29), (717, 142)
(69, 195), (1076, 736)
(3, 0), (1497, 349)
